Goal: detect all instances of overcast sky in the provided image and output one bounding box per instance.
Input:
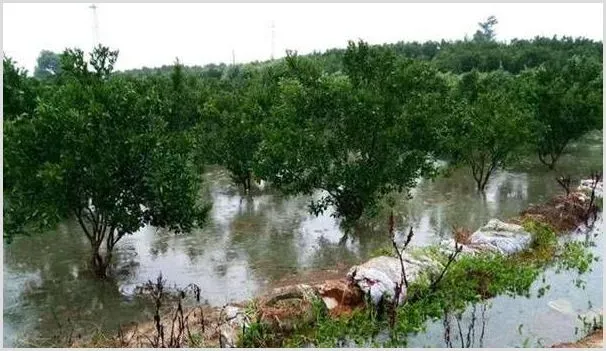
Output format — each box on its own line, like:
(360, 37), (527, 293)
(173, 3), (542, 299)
(3, 2), (603, 73)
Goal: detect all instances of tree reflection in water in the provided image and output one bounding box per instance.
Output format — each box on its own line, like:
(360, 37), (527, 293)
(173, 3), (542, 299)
(443, 303), (488, 348)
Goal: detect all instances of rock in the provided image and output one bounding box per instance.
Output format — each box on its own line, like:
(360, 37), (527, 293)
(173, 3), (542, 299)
(218, 305), (250, 348)
(348, 256), (402, 305)
(439, 238), (499, 256)
(468, 219), (532, 255)
(347, 254), (441, 305)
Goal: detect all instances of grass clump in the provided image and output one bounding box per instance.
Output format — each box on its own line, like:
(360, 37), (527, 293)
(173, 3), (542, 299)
(239, 320), (277, 348)
(517, 219), (558, 264)
(369, 246), (395, 258)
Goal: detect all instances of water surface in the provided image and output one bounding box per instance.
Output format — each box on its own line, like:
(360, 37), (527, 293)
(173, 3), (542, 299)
(3, 131), (602, 347)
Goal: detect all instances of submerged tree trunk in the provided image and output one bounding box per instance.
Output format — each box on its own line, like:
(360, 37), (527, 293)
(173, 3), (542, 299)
(471, 156), (498, 192)
(91, 249), (112, 278)
(245, 175), (251, 194)
(472, 167), (489, 192)
(74, 206), (125, 279)
(538, 140), (568, 171)
(538, 152), (555, 170)
(238, 171), (253, 195)
(538, 152), (561, 170)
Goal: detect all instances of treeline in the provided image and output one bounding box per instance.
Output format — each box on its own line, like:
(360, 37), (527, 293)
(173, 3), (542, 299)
(3, 17), (603, 277)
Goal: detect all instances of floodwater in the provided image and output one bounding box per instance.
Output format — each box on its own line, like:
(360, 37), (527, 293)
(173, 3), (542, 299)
(405, 216), (604, 348)
(3, 131), (603, 347)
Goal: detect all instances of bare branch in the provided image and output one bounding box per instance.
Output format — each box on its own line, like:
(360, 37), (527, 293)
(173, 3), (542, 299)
(430, 241), (463, 293)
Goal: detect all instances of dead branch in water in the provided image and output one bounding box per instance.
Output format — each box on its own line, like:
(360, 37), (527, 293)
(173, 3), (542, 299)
(143, 273), (166, 347)
(583, 171), (602, 226)
(140, 273), (204, 348)
(388, 211), (414, 329)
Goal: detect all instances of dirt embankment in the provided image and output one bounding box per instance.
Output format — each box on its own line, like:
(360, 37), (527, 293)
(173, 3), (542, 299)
(515, 191), (597, 232)
(551, 328), (603, 348)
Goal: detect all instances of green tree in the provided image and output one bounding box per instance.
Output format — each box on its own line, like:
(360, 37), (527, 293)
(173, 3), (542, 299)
(197, 63), (284, 192)
(256, 41), (448, 225)
(522, 55), (603, 169)
(4, 46), (209, 277)
(162, 58), (209, 132)
(473, 15), (498, 42)
(3, 55), (38, 120)
(34, 50), (62, 79)
(442, 69), (532, 191)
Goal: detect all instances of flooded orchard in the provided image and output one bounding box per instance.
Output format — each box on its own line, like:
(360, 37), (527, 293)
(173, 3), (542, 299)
(3, 131), (603, 347)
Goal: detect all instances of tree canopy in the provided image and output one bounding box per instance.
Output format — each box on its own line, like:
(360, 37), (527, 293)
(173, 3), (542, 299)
(34, 50), (62, 79)
(440, 69), (533, 191)
(255, 41), (450, 224)
(4, 46), (209, 277)
(522, 54), (603, 169)
(3, 56), (38, 120)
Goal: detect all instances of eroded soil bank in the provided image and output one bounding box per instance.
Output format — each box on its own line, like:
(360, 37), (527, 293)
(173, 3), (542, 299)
(551, 328), (603, 348)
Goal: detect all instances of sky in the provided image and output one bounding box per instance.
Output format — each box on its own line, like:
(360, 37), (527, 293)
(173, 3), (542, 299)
(2, 2), (604, 73)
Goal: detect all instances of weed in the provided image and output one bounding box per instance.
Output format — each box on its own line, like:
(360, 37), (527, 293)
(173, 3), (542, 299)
(370, 246), (395, 258)
(576, 313), (603, 337)
(557, 241), (598, 275)
(518, 219), (558, 264)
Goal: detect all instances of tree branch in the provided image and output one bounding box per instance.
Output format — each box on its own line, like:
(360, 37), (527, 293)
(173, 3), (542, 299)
(74, 208), (93, 243)
(430, 241), (463, 292)
(84, 205), (99, 241)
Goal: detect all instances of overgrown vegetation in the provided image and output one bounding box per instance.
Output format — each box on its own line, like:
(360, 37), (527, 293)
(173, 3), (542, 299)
(238, 214), (598, 348)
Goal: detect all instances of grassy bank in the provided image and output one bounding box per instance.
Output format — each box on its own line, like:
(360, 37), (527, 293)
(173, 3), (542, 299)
(240, 213), (599, 347)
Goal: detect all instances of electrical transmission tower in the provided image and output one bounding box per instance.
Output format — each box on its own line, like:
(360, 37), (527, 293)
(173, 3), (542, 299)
(90, 3), (100, 47)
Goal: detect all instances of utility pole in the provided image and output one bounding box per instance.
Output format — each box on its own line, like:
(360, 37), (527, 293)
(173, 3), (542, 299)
(232, 49), (235, 65)
(89, 3), (100, 48)
(270, 20), (275, 60)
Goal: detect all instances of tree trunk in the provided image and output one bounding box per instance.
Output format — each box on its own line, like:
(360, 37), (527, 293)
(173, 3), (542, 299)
(479, 170), (492, 192)
(240, 174), (251, 194)
(538, 148), (563, 171)
(473, 171), (486, 192)
(91, 247), (111, 279)
(538, 153), (556, 170)
(75, 208), (118, 279)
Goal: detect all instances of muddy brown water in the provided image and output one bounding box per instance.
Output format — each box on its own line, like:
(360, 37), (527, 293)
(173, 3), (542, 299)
(3, 131), (603, 347)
